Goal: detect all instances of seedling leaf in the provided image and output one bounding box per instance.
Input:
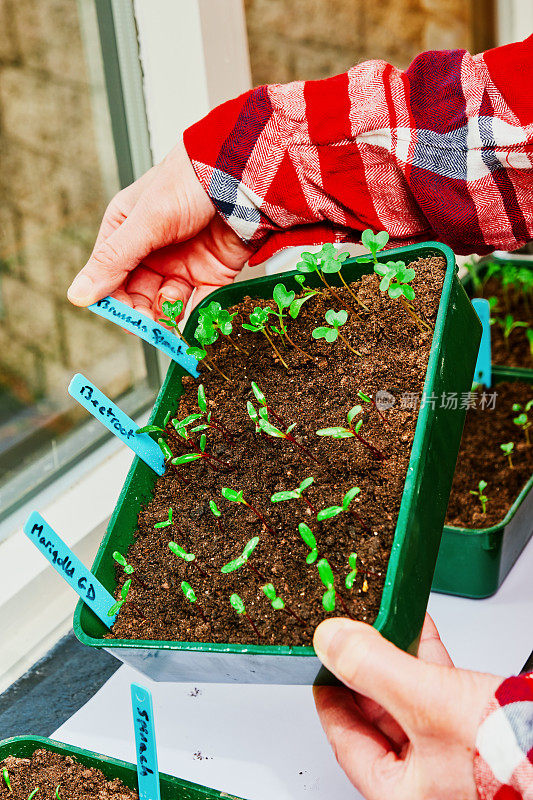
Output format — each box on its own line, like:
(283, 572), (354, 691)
(230, 593), (245, 615)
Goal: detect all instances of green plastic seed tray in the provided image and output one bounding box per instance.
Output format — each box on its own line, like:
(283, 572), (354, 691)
(461, 257), (532, 380)
(74, 242), (481, 684)
(432, 367), (533, 598)
(0, 736), (246, 799)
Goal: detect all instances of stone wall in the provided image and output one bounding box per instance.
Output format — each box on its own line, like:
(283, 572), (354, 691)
(244, 0), (475, 85)
(0, 0), (143, 418)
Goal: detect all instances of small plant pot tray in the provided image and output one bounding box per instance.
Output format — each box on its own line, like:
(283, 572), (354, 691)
(432, 367), (533, 598)
(0, 736), (246, 799)
(73, 242), (480, 684)
(461, 257), (532, 379)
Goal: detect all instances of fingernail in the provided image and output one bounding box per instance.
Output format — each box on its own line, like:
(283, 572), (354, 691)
(158, 288), (182, 305)
(67, 273), (93, 304)
(313, 618), (355, 665)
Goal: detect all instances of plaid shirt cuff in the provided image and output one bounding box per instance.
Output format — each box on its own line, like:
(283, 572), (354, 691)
(475, 673), (533, 800)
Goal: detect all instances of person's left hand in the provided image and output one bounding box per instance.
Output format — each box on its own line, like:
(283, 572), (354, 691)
(313, 614), (501, 800)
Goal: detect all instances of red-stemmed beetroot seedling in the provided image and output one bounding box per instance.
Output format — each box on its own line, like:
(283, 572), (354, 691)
(317, 405), (385, 460)
(180, 580), (209, 624)
(171, 432), (232, 472)
(298, 522), (339, 573)
(345, 553), (358, 590)
(221, 536), (265, 580)
(221, 487), (276, 536)
(298, 523), (318, 564)
(317, 486), (369, 531)
(250, 382), (288, 428)
(261, 583), (307, 627)
(317, 558), (353, 617)
(230, 593), (261, 637)
(357, 390), (390, 428)
(190, 384), (234, 444)
(271, 476), (317, 514)
(248, 392), (322, 467)
(168, 541), (208, 577)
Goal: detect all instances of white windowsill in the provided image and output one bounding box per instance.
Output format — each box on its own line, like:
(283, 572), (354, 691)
(0, 437), (140, 693)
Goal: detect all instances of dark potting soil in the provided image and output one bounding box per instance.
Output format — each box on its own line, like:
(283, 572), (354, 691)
(108, 256), (446, 646)
(472, 277), (532, 369)
(445, 381), (532, 528)
(0, 750), (137, 800)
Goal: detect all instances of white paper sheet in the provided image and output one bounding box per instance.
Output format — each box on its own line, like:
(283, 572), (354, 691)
(52, 536), (533, 800)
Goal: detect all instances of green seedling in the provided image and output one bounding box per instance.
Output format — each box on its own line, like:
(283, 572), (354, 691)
(221, 537), (263, 579)
(135, 426), (173, 462)
(209, 499), (226, 535)
(513, 400), (532, 445)
(375, 259), (430, 331)
(112, 549), (147, 590)
(317, 405), (385, 460)
(495, 314), (528, 346)
(298, 522), (319, 564)
(345, 553), (358, 589)
(192, 384), (234, 442)
(500, 441), (515, 468)
(169, 541), (208, 576)
(357, 390), (389, 427)
(249, 403), (323, 466)
(154, 507), (173, 528)
(242, 305), (289, 368)
(317, 486), (369, 531)
(230, 592), (261, 637)
(469, 480), (488, 514)
(196, 300), (248, 355)
(250, 382), (287, 428)
(262, 583), (306, 626)
(317, 558), (336, 612)
(221, 487), (276, 535)
(296, 244), (353, 314)
(108, 578), (132, 617)
(171, 431), (231, 471)
(113, 550), (134, 574)
(356, 228), (389, 266)
(317, 242), (369, 311)
(271, 476), (317, 514)
(180, 580), (208, 623)
(312, 309), (361, 355)
(55, 786), (61, 800)
(28, 789), (40, 800)
(158, 299), (232, 383)
(2, 767), (11, 791)
(271, 283), (314, 360)
(317, 558), (353, 616)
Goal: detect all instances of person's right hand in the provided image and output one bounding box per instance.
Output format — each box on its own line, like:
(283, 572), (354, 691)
(67, 141), (254, 319)
(313, 614), (502, 800)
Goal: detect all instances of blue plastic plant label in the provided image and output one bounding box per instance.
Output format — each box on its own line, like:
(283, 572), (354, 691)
(131, 683), (161, 800)
(23, 511), (117, 627)
(89, 296), (199, 377)
(68, 374), (165, 476)
(472, 298), (492, 388)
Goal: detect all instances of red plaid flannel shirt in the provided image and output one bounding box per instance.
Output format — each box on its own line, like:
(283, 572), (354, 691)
(184, 35), (533, 265)
(184, 36), (533, 799)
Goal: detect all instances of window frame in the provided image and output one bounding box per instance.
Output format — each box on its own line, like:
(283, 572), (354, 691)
(0, 0), (159, 527)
